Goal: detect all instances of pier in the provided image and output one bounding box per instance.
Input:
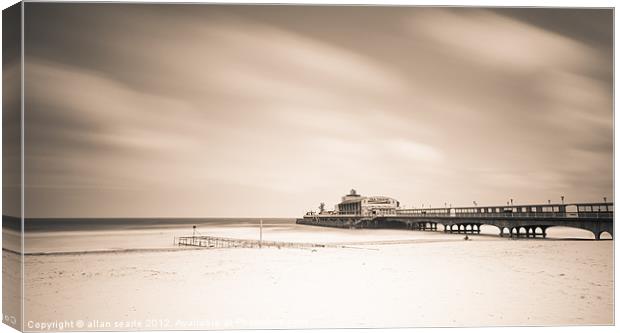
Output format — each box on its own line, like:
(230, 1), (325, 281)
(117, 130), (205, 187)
(298, 201), (614, 240)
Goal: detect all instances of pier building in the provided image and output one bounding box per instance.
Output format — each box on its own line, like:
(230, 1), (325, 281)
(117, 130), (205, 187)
(336, 189), (400, 216)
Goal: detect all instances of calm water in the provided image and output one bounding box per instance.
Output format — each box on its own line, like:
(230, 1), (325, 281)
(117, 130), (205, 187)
(1, 216), (609, 254)
(4, 216), (294, 232)
(3, 217), (295, 254)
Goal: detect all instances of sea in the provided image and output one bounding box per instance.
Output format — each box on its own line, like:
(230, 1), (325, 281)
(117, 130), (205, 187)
(1, 216), (605, 255)
(2, 217), (296, 254)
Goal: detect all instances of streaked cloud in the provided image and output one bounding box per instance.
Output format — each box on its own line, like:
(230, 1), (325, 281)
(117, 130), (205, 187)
(409, 9), (596, 72)
(21, 5), (612, 217)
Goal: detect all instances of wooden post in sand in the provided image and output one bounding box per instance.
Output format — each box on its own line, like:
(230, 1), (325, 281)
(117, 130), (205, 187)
(259, 219), (263, 248)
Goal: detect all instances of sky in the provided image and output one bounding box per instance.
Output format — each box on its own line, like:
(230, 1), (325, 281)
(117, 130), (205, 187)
(15, 4), (613, 218)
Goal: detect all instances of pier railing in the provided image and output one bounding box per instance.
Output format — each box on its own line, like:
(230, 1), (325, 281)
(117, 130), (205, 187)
(308, 211), (612, 219)
(394, 212), (613, 219)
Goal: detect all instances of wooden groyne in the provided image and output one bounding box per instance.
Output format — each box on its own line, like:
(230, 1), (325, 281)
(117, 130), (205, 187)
(176, 235), (330, 249)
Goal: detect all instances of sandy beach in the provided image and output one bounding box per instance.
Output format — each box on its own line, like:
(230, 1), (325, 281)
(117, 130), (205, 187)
(5, 222), (613, 330)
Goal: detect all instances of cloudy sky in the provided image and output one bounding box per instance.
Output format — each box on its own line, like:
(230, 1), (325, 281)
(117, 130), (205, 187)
(21, 4), (612, 218)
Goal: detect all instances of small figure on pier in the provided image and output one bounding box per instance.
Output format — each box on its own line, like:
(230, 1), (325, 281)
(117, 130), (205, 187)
(464, 235), (469, 241)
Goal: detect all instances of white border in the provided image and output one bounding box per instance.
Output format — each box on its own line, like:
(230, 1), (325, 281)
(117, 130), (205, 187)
(0, 1), (616, 333)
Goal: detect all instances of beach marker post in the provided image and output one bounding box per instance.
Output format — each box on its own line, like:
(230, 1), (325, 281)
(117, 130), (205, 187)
(192, 225), (197, 245)
(259, 219), (263, 248)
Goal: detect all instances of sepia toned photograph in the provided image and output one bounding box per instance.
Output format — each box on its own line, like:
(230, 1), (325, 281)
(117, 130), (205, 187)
(1, 1), (614, 331)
